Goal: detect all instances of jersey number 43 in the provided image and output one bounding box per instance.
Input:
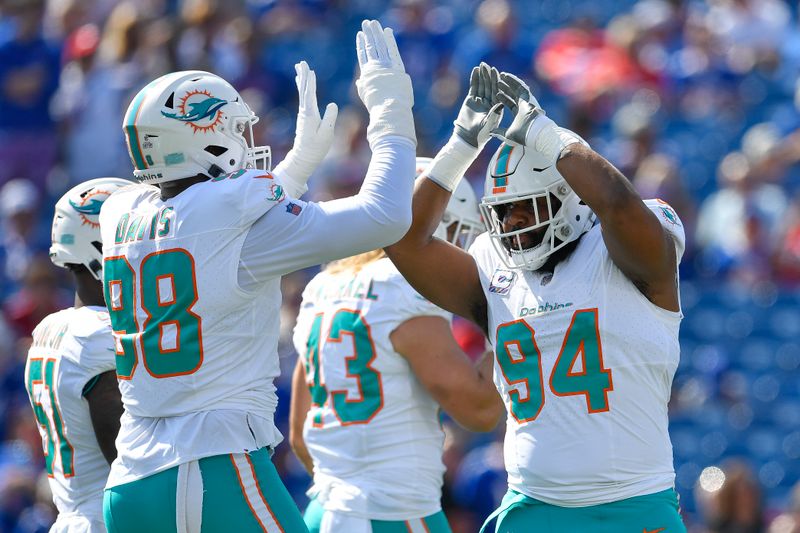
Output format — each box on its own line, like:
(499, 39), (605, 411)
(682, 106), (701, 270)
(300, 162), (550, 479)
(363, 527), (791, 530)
(303, 309), (383, 428)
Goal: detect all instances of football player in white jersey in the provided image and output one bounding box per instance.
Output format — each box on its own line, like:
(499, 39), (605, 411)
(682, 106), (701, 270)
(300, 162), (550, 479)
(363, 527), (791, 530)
(25, 177), (129, 532)
(99, 20), (417, 533)
(385, 63), (687, 532)
(288, 158), (503, 533)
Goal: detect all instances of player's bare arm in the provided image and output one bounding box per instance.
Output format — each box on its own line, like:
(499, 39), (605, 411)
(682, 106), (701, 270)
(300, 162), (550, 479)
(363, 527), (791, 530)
(289, 359), (314, 474)
(85, 370), (123, 465)
(495, 72), (680, 311)
(386, 64), (504, 330)
(387, 178), (488, 331)
(391, 316), (503, 432)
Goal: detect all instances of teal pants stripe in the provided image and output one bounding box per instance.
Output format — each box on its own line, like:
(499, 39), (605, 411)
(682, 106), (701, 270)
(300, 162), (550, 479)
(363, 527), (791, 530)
(104, 447), (308, 532)
(484, 488), (686, 533)
(303, 497), (451, 532)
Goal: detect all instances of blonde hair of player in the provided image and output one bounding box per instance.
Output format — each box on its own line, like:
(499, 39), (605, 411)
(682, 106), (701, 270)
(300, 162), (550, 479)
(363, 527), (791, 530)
(324, 249), (386, 274)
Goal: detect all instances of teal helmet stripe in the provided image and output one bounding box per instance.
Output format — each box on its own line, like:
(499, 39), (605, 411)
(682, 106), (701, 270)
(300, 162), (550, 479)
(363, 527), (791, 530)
(124, 78), (162, 170)
(494, 144), (515, 187)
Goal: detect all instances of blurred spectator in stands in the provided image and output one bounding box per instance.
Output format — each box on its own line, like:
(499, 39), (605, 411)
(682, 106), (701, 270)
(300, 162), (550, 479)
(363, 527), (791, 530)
(451, 435), (506, 529)
(768, 482), (800, 533)
(13, 471), (55, 533)
(0, 465), (38, 532)
(3, 255), (68, 339)
(536, 14), (657, 111)
(97, 1), (165, 99)
(704, 0), (790, 76)
(453, 0), (534, 78)
(51, 23), (130, 183)
(697, 461), (766, 533)
(605, 98), (659, 178)
(177, 0), (246, 81)
(774, 193), (800, 285)
(46, 0), (91, 40)
(0, 0), (61, 188)
(695, 148), (787, 284)
(633, 153), (698, 256)
(0, 180), (49, 297)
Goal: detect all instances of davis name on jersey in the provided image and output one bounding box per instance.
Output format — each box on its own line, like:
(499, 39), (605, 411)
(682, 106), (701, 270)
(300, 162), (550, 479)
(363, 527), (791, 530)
(97, 169), (286, 487)
(25, 306), (116, 522)
(293, 258), (449, 520)
(469, 199), (685, 507)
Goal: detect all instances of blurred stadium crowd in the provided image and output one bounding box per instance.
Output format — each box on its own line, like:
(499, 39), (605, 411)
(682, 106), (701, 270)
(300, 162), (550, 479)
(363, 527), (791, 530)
(0, 0), (799, 531)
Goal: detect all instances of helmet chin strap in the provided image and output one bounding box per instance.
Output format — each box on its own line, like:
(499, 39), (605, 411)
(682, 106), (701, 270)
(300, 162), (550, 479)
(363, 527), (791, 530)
(208, 164), (225, 178)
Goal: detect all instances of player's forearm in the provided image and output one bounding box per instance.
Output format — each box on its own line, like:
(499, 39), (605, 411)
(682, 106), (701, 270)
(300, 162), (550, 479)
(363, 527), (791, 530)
(442, 353), (502, 432)
(555, 143), (643, 223)
(385, 177), (450, 256)
(289, 362), (314, 474)
(289, 433), (314, 475)
(355, 135), (416, 241)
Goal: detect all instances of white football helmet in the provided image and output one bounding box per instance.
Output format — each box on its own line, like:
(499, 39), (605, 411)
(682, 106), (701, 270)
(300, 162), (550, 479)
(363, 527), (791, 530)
(50, 177), (132, 280)
(122, 70), (270, 184)
(415, 157), (483, 250)
(479, 141), (595, 270)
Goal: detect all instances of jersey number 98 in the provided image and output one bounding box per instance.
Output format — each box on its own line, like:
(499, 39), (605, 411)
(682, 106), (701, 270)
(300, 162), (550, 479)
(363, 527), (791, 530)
(104, 249), (203, 379)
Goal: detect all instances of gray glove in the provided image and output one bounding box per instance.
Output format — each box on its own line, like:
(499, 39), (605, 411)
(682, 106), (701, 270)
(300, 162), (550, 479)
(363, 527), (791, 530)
(495, 71), (586, 161)
(454, 62), (503, 149)
(493, 72), (545, 146)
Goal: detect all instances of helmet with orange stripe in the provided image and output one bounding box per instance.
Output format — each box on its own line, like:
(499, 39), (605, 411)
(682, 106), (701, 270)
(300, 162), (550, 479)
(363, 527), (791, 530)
(479, 141), (595, 271)
(122, 71), (270, 185)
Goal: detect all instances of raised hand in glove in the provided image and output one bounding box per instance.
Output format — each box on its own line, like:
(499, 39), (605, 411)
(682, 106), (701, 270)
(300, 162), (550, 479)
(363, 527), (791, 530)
(495, 71), (584, 162)
(355, 19), (415, 146)
(273, 61), (338, 198)
(424, 62), (503, 192)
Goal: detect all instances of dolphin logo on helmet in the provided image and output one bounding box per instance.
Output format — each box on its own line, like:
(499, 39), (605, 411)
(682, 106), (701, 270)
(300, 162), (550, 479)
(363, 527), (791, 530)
(161, 95), (228, 124)
(68, 197), (105, 216)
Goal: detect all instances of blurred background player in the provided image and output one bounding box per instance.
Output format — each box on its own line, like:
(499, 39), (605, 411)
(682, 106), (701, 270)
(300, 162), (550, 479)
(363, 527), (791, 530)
(386, 63), (687, 532)
(25, 177), (128, 532)
(288, 157), (502, 533)
(99, 20), (417, 532)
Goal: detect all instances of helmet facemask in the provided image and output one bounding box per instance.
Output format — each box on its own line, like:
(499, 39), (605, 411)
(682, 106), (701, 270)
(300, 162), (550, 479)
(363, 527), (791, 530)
(481, 143), (595, 271)
(436, 213), (484, 250)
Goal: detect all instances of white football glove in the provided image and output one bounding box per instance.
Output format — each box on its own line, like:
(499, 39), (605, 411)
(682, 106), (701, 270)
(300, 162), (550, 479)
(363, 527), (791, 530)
(355, 19), (416, 146)
(273, 61), (338, 198)
(426, 63), (503, 192)
(494, 71), (582, 162)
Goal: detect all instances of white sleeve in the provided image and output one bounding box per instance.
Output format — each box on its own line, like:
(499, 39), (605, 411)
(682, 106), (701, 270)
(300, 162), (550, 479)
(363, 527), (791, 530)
(238, 136), (415, 289)
(643, 199), (686, 262)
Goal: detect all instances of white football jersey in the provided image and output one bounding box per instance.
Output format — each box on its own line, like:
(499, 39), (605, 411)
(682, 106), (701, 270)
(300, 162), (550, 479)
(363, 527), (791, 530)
(470, 199), (685, 507)
(98, 170), (286, 487)
(25, 306), (116, 527)
(293, 258), (449, 520)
